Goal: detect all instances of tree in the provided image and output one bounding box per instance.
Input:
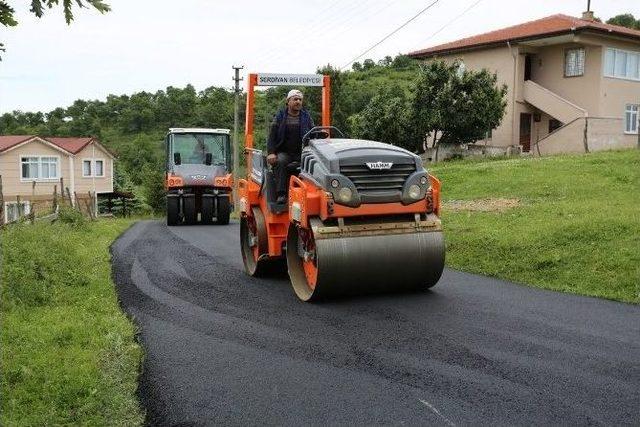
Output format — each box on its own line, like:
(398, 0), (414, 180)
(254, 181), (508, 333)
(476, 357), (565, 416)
(606, 13), (640, 30)
(411, 60), (507, 160)
(348, 85), (412, 148)
(1, 0), (110, 57)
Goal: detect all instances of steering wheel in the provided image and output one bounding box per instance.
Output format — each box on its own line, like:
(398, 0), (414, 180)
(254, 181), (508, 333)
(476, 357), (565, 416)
(302, 126), (346, 146)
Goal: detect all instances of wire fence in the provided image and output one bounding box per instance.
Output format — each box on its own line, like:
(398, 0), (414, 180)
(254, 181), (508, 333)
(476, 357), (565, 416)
(0, 175), (98, 227)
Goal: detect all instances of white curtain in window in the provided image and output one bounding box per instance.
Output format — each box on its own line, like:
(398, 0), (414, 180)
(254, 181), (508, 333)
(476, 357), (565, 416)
(625, 105), (638, 133)
(627, 53), (639, 80)
(21, 157), (39, 179)
(83, 160), (92, 176)
(41, 157), (57, 179)
(95, 160), (104, 176)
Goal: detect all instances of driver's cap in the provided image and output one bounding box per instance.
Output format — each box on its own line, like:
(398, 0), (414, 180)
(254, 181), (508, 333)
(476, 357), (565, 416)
(287, 89), (303, 100)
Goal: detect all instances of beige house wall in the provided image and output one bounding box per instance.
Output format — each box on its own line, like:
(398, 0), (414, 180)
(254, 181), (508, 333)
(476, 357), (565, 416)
(529, 43), (603, 115)
(0, 139), (114, 199)
(0, 139), (70, 197)
(430, 46), (517, 148)
(535, 118), (586, 155)
(73, 142), (114, 194)
(424, 33), (639, 153)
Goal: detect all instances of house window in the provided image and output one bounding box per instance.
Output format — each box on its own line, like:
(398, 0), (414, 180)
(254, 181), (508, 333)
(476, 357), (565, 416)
(83, 159), (106, 177)
(40, 157), (58, 179)
(625, 104), (638, 134)
(21, 157), (39, 179)
(95, 160), (104, 177)
(83, 160), (92, 177)
(565, 48), (585, 77)
(549, 119), (563, 133)
(20, 156), (59, 180)
(604, 48), (640, 81)
(5, 201), (31, 223)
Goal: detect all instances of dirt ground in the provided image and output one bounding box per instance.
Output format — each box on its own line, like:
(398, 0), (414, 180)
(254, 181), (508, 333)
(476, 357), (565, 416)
(442, 198), (521, 212)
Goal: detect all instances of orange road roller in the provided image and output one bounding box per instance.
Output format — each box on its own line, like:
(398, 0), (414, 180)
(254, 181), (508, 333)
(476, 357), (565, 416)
(238, 73), (445, 301)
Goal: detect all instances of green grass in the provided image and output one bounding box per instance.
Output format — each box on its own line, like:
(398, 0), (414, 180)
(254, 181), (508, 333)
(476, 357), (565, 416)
(1, 218), (144, 426)
(430, 149), (640, 304)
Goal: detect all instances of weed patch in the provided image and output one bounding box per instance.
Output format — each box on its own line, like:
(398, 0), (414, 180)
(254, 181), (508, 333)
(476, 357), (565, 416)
(1, 218), (144, 425)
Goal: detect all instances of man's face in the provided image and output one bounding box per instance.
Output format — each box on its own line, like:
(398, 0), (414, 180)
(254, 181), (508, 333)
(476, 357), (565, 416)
(287, 96), (303, 112)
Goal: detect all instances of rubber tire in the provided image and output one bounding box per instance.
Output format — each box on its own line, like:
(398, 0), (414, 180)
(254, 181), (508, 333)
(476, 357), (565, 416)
(201, 196), (213, 225)
(166, 197), (179, 226)
(216, 196), (231, 225)
(183, 196), (197, 225)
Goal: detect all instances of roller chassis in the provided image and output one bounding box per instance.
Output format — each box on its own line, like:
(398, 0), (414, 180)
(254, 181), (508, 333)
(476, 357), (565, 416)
(239, 135), (445, 301)
(239, 72), (444, 301)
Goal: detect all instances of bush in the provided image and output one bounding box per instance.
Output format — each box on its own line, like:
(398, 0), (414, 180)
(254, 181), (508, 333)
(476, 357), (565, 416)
(57, 206), (86, 226)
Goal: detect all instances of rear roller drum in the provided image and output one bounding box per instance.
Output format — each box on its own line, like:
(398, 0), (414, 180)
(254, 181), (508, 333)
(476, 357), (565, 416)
(240, 207), (269, 276)
(287, 218), (446, 301)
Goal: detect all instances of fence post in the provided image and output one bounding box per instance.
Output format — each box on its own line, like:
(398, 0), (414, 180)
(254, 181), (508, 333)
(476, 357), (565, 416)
(16, 195), (22, 220)
(30, 181), (36, 224)
(73, 191), (81, 212)
(87, 191), (96, 219)
(53, 185), (58, 213)
(65, 187), (73, 208)
(0, 174), (4, 226)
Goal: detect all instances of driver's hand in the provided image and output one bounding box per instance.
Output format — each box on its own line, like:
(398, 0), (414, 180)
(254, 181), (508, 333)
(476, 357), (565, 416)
(267, 154), (277, 165)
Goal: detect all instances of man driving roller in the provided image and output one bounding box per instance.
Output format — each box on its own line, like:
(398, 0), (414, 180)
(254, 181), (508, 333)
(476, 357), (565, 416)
(267, 89), (314, 204)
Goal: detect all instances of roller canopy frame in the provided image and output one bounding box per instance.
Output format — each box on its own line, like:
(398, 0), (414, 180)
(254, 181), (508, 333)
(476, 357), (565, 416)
(244, 73), (331, 150)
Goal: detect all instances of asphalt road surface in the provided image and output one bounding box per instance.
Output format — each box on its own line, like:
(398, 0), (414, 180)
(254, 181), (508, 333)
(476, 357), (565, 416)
(111, 220), (640, 426)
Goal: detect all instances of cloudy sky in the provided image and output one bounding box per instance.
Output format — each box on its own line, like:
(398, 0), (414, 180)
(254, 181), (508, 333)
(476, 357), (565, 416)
(0, 0), (637, 113)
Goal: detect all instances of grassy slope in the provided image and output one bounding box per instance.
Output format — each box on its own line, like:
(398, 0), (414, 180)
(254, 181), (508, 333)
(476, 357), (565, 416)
(1, 218), (143, 426)
(430, 149), (640, 304)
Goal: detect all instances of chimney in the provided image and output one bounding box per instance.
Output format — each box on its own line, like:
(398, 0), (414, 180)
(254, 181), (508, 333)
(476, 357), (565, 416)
(582, 10), (595, 21)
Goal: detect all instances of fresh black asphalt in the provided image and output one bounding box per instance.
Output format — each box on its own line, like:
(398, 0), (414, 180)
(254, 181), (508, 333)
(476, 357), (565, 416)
(111, 220), (640, 426)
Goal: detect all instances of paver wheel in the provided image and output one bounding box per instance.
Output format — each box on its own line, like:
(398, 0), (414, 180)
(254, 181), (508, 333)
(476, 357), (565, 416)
(167, 196), (180, 226)
(201, 196), (213, 225)
(183, 196), (197, 225)
(216, 196), (230, 225)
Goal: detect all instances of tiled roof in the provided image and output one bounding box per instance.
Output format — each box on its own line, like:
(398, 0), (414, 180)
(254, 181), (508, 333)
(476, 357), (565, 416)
(46, 137), (94, 154)
(0, 135), (35, 152)
(408, 14), (640, 58)
(0, 135), (103, 155)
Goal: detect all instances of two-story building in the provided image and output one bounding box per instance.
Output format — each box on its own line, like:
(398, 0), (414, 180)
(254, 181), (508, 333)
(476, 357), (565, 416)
(408, 12), (640, 155)
(0, 135), (114, 222)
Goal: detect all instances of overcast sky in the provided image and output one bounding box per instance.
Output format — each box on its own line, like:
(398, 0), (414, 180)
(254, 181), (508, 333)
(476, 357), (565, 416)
(0, 0), (637, 113)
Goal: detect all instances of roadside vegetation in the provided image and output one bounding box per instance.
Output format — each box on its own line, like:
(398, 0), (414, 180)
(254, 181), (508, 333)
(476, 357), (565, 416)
(430, 149), (639, 304)
(0, 218), (144, 426)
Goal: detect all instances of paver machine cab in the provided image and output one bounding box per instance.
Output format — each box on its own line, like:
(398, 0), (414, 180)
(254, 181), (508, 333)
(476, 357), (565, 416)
(165, 128), (233, 225)
(238, 73), (445, 301)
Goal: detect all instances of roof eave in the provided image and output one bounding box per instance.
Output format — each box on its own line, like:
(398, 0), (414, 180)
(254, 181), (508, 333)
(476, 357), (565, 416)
(408, 27), (640, 59)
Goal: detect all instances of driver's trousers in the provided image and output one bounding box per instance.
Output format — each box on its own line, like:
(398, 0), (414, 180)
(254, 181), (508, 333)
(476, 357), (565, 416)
(275, 152), (296, 195)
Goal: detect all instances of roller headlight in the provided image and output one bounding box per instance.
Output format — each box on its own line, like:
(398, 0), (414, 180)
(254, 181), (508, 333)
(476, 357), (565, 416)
(330, 179), (340, 188)
(408, 184), (421, 200)
(420, 175), (428, 185)
(338, 187), (353, 203)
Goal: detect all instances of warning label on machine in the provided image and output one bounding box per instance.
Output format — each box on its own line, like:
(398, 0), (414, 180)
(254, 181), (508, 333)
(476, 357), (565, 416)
(257, 73), (324, 86)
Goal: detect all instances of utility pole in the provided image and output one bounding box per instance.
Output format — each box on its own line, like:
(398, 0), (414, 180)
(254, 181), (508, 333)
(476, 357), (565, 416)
(232, 65), (244, 208)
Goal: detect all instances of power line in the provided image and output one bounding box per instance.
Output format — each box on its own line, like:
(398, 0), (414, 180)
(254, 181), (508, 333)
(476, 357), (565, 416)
(340, 0), (441, 70)
(409, 0), (484, 53)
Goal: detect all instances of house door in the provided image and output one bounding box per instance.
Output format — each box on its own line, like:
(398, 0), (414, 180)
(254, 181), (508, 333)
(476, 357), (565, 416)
(519, 113), (532, 152)
(524, 55), (532, 81)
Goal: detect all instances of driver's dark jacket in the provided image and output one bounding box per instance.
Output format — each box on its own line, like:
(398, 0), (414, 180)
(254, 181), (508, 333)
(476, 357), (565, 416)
(267, 108), (314, 155)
